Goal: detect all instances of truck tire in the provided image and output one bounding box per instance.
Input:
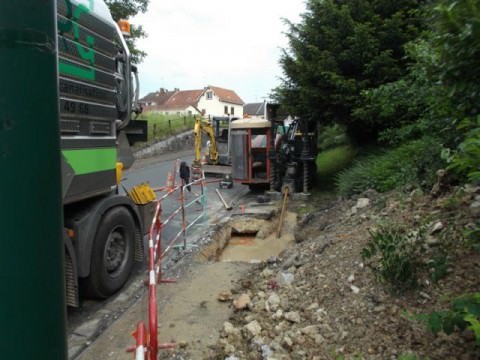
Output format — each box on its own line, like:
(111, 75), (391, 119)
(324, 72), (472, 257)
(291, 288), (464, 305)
(81, 207), (135, 298)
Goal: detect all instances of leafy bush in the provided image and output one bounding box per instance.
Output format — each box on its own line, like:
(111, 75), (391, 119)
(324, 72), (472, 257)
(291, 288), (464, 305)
(447, 117), (480, 183)
(336, 137), (445, 196)
(362, 225), (425, 292)
(317, 124), (349, 151)
(416, 293), (480, 346)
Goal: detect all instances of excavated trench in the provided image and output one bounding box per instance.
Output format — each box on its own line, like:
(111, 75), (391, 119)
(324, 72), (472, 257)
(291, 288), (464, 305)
(199, 210), (297, 263)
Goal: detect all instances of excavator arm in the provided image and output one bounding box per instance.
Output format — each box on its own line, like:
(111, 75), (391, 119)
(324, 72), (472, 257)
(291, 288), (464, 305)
(193, 116), (219, 166)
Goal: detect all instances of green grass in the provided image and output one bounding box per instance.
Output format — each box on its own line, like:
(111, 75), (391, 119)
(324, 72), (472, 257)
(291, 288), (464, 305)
(316, 145), (358, 175)
(315, 145), (358, 189)
(139, 112), (195, 142)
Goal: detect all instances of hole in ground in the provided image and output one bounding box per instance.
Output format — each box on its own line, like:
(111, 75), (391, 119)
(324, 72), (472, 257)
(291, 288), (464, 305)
(199, 212), (297, 263)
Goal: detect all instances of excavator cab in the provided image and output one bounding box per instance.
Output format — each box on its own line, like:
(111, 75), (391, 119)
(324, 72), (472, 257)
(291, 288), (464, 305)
(231, 118), (272, 190)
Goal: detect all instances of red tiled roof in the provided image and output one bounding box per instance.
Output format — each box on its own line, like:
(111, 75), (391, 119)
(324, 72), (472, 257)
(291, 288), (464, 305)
(140, 85), (244, 111)
(140, 88), (175, 105)
(157, 90), (203, 110)
(208, 85), (244, 105)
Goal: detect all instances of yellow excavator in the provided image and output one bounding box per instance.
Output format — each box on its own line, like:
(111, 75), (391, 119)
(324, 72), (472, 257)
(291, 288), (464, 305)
(192, 115), (219, 167)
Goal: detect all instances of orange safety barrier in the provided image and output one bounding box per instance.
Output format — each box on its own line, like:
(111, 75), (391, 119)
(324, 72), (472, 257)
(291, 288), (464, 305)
(130, 160), (206, 359)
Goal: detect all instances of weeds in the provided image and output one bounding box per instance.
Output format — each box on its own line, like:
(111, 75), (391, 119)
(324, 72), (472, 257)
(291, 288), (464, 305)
(336, 137), (445, 197)
(362, 225), (425, 292)
(464, 222), (480, 251)
(416, 293), (480, 346)
(426, 254), (447, 283)
(398, 352), (429, 360)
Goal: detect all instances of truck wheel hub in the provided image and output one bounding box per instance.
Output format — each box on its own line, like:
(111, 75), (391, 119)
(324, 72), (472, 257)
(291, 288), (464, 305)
(104, 228), (126, 274)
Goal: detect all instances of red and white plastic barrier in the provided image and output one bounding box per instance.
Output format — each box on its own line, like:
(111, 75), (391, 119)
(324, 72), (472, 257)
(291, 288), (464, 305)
(129, 161), (206, 359)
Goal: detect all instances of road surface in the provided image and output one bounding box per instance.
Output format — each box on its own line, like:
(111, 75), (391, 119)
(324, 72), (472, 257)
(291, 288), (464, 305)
(67, 150), (248, 359)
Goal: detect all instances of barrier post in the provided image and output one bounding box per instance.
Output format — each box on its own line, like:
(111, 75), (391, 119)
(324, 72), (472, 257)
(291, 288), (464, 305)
(131, 169), (210, 358)
(180, 185), (187, 250)
(172, 159), (179, 188)
(201, 175), (207, 223)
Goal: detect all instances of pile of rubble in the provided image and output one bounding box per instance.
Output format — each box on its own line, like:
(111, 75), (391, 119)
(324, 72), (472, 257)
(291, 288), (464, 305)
(211, 185), (480, 359)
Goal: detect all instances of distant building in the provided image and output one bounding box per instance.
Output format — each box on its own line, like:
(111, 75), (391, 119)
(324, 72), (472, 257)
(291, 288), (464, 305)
(139, 85), (244, 118)
(139, 88), (177, 111)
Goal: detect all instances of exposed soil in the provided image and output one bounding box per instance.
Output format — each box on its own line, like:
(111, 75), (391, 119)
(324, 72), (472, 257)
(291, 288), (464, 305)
(79, 183), (480, 360)
(78, 205), (298, 359)
(206, 187), (480, 360)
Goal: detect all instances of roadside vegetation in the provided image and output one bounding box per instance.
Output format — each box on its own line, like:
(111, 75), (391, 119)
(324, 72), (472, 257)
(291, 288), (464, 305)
(137, 112), (195, 143)
(106, 0), (150, 64)
(274, 0), (479, 193)
(271, 0), (480, 357)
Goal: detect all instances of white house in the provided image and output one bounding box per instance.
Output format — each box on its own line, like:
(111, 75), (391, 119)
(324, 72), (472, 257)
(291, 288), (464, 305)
(196, 86), (244, 118)
(139, 85), (244, 118)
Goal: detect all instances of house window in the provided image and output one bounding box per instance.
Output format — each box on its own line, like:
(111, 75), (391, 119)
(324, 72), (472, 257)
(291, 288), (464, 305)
(188, 110), (192, 116)
(206, 91), (213, 100)
(224, 106), (228, 115)
(231, 107), (234, 115)
(202, 109), (206, 115)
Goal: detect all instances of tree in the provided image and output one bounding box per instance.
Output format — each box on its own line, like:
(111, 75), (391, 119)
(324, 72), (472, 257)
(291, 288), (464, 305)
(432, 0), (480, 182)
(273, 0), (424, 144)
(105, 0), (149, 64)
(343, 0), (480, 181)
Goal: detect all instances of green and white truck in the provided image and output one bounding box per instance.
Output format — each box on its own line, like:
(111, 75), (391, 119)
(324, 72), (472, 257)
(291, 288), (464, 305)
(57, 0), (150, 306)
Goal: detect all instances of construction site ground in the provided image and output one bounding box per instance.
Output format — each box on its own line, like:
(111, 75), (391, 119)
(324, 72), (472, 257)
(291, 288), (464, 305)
(74, 177), (297, 359)
(69, 148), (480, 360)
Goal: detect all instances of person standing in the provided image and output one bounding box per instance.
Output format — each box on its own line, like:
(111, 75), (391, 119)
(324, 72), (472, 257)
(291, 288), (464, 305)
(179, 161), (191, 192)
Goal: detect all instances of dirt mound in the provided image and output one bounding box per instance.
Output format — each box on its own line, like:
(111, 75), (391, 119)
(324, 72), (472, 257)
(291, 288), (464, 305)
(207, 187), (480, 359)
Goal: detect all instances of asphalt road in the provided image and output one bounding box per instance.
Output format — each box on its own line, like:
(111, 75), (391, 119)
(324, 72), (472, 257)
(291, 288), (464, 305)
(124, 153), (214, 251)
(67, 151), (248, 359)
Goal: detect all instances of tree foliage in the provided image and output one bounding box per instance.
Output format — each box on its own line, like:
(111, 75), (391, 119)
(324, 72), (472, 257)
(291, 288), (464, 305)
(273, 0), (424, 143)
(105, 0), (149, 63)
(361, 0), (480, 182)
(433, 0), (480, 182)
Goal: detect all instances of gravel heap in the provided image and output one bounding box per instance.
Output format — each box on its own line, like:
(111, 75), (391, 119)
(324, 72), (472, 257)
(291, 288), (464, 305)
(210, 185), (480, 360)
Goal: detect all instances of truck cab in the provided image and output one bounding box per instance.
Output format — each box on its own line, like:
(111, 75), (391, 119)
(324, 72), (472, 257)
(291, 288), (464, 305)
(57, 0), (149, 306)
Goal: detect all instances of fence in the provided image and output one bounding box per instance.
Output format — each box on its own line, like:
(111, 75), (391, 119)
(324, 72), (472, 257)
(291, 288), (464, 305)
(147, 114), (195, 142)
(128, 161), (206, 359)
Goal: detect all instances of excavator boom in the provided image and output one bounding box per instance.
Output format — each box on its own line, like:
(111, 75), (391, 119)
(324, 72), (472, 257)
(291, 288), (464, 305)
(193, 116), (219, 165)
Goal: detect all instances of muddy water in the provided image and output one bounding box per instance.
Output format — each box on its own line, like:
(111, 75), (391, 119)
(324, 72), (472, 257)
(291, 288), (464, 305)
(219, 212), (296, 262)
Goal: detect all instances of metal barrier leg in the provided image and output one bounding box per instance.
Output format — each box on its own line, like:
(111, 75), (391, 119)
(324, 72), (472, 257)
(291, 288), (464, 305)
(180, 185), (187, 250)
(201, 176), (207, 224)
(131, 171), (208, 358)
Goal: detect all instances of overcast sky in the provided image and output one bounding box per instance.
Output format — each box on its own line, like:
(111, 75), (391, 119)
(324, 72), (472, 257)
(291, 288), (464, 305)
(131, 0), (306, 103)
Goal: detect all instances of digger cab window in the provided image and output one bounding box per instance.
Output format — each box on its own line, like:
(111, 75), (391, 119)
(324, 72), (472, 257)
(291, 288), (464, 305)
(252, 134), (267, 148)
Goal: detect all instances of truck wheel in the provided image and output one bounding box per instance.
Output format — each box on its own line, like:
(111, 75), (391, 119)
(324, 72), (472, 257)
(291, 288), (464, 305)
(82, 207), (135, 298)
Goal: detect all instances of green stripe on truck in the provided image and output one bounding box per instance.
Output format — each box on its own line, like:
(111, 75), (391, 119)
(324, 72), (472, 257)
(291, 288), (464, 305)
(63, 148), (116, 175)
